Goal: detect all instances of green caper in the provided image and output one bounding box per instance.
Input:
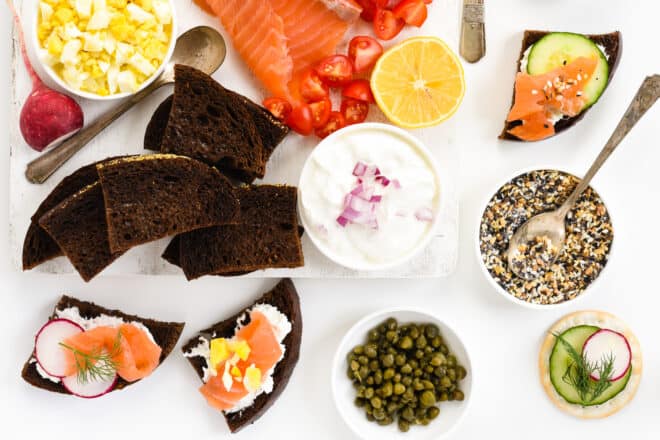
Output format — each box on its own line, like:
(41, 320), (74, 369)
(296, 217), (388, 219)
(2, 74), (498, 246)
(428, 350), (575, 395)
(395, 353), (406, 366)
(393, 373), (401, 383)
(373, 407), (386, 420)
(403, 389), (415, 402)
(381, 353), (395, 367)
(422, 380), (435, 390)
(398, 419), (410, 432)
(408, 325), (420, 339)
(420, 391), (436, 407)
(400, 363), (412, 374)
(369, 360), (379, 371)
(356, 385), (366, 397)
(378, 323), (388, 334)
(380, 382), (393, 397)
(354, 397), (365, 407)
(353, 345), (364, 355)
(368, 329), (380, 342)
(434, 366), (447, 377)
(425, 325), (439, 339)
(377, 416), (393, 426)
(366, 376), (374, 385)
(413, 379), (424, 391)
(431, 336), (442, 348)
(386, 401), (399, 414)
(383, 368), (395, 380)
(431, 354), (446, 367)
(427, 406), (440, 420)
(402, 376), (413, 386)
(364, 387), (374, 399)
(440, 376), (452, 388)
(364, 344), (378, 359)
(385, 317), (398, 331)
(416, 335), (427, 349)
(415, 350), (424, 359)
(385, 330), (398, 343)
(425, 365), (435, 374)
(399, 336), (413, 350)
(448, 368), (456, 381)
(374, 371), (383, 385)
(457, 366), (467, 380)
(393, 383), (406, 395)
(438, 391), (449, 401)
(358, 355), (369, 365)
(401, 407), (415, 422)
(413, 369), (423, 378)
(453, 390), (465, 401)
(371, 397), (382, 409)
(346, 370), (354, 380)
(419, 417), (431, 426)
(440, 345), (449, 355)
(447, 355), (457, 366)
(358, 366), (369, 380)
(350, 360), (360, 371)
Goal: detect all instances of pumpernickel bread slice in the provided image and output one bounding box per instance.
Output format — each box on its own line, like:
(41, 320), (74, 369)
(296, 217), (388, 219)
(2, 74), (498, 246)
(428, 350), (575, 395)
(38, 182), (124, 282)
(96, 154), (239, 253)
(144, 95), (173, 151)
(22, 295), (185, 395)
(171, 185), (304, 280)
(182, 279), (302, 433)
(159, 65), (266, 182)
(22, 156), (133, 271)
(500, 30), (622, 141)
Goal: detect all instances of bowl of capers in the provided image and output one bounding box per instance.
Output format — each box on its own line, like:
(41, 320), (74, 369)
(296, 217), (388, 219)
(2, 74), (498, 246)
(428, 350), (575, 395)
(331, 308), (472, 439)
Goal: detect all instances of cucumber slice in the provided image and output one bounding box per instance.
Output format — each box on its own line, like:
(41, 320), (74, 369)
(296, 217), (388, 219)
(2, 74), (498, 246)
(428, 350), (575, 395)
(527, 32), (609, 108)
(549, 325), (631, 406)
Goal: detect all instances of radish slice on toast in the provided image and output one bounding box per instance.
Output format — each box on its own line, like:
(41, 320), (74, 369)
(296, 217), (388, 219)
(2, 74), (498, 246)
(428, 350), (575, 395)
(582, 329), (632, 381)
(62, 373), (117, 398)
(34, 319), (83, 378)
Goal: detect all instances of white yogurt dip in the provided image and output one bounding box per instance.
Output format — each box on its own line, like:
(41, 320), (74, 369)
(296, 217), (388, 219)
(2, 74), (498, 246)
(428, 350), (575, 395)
(298, 124), (441, 270)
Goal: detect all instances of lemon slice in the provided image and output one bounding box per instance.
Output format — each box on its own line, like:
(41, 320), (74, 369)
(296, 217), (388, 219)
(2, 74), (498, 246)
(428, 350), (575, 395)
(371, 37), (465, 128)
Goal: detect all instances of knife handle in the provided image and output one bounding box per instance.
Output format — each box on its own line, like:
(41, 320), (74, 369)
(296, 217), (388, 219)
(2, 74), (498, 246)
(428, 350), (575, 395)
(460, 0), (486, 63)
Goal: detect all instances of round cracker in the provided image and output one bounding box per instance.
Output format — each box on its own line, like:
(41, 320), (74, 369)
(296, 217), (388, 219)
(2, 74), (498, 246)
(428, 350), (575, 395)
(538, 310), (642, 419)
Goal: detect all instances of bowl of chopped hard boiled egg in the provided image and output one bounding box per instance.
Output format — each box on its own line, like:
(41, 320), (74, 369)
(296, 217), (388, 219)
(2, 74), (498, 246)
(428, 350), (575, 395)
(33, 0), (176, 100)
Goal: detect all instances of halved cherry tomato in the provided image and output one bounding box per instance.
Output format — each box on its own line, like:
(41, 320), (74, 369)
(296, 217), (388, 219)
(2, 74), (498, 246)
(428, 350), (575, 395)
(262, 97), (292, 121)
(315, 55), (354, 88)
(373, 8), (405, 40)
(356, 0), (377, 21)
(348, 36), (383, 74)
(286, 104), (314, 135)
(315, 111), (346, 139)
(309, 97), (332, 129)
(392, 0), (427, 27)
(342, 79), (375, 103)
(299, 69), (329, 102)
(341, 98), (370, 125)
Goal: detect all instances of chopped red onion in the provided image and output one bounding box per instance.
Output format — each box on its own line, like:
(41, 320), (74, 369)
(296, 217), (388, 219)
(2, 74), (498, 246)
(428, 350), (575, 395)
(353, 162), (367, 176)
(415, 208), (434, 222)
(392, 179), (402, 189)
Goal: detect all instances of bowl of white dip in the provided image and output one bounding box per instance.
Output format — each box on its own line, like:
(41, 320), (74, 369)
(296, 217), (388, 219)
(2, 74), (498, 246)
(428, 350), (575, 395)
(298, 123), (442, 271)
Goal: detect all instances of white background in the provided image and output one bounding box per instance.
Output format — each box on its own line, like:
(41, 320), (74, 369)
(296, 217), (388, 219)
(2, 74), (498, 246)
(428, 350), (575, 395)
(1, 0), (660, 439)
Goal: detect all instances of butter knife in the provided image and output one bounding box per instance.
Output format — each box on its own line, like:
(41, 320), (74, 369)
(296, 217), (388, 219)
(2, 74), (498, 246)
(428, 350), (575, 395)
(460, 0), (486, 63)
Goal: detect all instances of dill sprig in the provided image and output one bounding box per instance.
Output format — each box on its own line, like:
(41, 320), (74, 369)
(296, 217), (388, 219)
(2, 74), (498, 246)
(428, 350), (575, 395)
(553, 332), (615, 405)
(59, 330), (123, 384)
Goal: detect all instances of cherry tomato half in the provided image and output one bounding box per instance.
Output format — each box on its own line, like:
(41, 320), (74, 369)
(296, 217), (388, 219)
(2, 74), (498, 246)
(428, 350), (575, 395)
(341, 98), (370, 125)
(315, 55), (354, 88)
(315, 111), (347, 139)
(309, 97), (332, 129)
(373, 8), (405, 41)
(286, 104), (314, 136)
(262, 97), (292, 121)
(356, 0), (377, 21)
(342, 79), (375, 103)
(348, 36), (383, 74)
(299, 69), (329, 102)
(392, 0), (428, 27)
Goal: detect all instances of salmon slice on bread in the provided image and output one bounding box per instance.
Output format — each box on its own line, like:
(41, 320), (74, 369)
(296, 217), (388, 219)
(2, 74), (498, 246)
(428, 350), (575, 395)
(500, 30), (622, 141)
(182, 279), (302, 433)
(22, 295), (184, 395)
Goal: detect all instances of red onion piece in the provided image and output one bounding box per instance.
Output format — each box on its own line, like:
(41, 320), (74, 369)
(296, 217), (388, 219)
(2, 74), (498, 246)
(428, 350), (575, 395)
(415, 208), (434, 222)
(353, 162), (367, 176)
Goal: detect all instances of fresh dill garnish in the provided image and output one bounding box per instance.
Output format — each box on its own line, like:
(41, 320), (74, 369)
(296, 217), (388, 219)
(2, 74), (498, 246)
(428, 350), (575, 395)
(59, 330), (123, 384)
(553, 332), (616, 405)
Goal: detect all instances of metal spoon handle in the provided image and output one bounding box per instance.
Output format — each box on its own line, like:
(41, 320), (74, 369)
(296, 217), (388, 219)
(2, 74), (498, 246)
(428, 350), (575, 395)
(25, 79), (165, 184)
(558, 74), (660, 217)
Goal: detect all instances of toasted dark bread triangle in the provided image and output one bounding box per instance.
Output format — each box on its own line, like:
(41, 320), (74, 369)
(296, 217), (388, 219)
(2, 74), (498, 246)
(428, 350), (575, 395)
(182, 279), (302, 433)
(96, 154), (240, 253)
(162, 185), (304, 279)
(22, 295), (185, 395)
(38, 182), (125, 282)
(22, 161), (106, 270)
(159, 65), (266, 182)
(144, 91), (288, 167)
(500, 30), (622, 141)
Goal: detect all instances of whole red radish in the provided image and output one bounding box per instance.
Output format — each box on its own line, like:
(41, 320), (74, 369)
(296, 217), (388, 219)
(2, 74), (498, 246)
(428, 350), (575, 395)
(8, 0), (84, 152)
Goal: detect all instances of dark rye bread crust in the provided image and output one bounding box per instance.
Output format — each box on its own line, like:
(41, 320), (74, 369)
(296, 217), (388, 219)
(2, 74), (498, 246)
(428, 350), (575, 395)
(22, 295), (185, 395)
(174, 185), (304, 280)
(96, 155), (240, 253)
(500, 30), (622, 141)
(22, 156), (132, 271)
(160, 65), (266, 182)
(144, 95), (173, 151)
(182, 279), (302, 433)
(38, 182), (125, 282)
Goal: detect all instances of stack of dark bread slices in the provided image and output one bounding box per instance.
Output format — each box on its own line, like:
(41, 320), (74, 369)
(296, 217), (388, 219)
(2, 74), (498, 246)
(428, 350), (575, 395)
(23, 68), (304, 281)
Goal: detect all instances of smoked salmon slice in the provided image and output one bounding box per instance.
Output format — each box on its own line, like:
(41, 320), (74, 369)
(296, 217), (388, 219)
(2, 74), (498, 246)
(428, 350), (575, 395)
(203, 0), (362, 102)
(507, 57), (597, 141)
(62, 324), (162, 382)
(199, 310), (283, 411)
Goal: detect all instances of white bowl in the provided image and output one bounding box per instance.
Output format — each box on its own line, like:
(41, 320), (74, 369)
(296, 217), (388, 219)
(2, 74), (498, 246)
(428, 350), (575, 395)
(298, 123), (442, 271)
(32, 0), (177, 101)
(331, 308), (473, 440)
(475, 166), (615, 310)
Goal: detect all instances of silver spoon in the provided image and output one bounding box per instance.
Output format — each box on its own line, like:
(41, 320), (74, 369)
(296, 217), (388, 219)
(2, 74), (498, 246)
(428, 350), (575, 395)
(506, 74), (660, 280)
(25, 26), (227, 184)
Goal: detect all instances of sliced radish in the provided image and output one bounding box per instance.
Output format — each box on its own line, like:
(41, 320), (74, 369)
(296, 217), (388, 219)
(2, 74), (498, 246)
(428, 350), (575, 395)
(34, 319), (84, 378)
(62, 373), (118, 399)
(582, 329), (632, 381)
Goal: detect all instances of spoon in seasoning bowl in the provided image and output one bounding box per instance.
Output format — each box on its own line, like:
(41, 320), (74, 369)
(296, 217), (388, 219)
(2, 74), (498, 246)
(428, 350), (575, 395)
(25, 26), (227, 184)
(506, 74), (660, 280)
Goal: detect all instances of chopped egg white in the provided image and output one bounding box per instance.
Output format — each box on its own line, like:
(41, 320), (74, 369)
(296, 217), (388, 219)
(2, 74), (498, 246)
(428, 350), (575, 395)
(62, 22), (83, 40)
(129, 53), (156, 76)
(152, 0), (172, 24)
(126, 3), (154, 23)
(39, 3), (53, 22)
(117, 69), (137, 93)
(60, 39), (82, 65)
(75, 0), (92, 18)
(83, 32), (104, 52)
(87, 10), (112, 30)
